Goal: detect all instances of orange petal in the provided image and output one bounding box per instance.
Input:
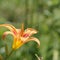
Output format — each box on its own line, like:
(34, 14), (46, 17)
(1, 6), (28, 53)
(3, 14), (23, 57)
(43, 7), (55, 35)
(16, 29), (21, 34)
(24, 37), (40, 46)
(2, 31), (15, 40)
(0, 24), (17, 35)
(12, 38), (23, 49)
(23, 28), (37, 38)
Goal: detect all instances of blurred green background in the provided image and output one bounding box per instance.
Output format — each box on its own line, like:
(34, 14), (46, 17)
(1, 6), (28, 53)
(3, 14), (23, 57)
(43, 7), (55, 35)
(0, 0), (60, 60)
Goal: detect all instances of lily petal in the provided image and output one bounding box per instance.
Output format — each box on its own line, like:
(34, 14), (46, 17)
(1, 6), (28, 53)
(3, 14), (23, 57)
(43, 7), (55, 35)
(2, 31), (15, 40)
(24, 37), (40, 46)
(23, 28), (37, 38)
(12, 38), (23, 49)
(0, 24), (17, 35)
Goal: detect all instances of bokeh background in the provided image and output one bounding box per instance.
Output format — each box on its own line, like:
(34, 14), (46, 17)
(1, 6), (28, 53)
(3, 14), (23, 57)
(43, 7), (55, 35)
(0, 0), (60, 60)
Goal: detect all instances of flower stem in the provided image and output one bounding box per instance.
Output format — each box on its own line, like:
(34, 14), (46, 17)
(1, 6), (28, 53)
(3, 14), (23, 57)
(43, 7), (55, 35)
(5, 49), (14, 60)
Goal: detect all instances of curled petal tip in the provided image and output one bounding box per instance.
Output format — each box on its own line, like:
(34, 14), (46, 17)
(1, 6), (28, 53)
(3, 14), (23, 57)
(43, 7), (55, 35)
(2, 32), (8, 40)
(2, 31), (15, 40)
(26, 37), (40, 46)
(32, 37), (40, 46)
(34, 38), (40, 46)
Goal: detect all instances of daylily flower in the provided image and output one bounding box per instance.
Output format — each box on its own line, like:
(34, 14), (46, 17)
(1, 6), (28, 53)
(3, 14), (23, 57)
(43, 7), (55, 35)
(0, 24), (40, 50)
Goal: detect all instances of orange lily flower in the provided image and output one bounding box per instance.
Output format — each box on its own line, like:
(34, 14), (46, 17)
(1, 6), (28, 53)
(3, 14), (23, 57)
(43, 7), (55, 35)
(0, 24), (40, 50)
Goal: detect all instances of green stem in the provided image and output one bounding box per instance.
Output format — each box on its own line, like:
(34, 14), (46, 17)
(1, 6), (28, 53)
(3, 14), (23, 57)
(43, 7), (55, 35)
(5, 49), (14, 60)
(5, 44), (9, 56)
